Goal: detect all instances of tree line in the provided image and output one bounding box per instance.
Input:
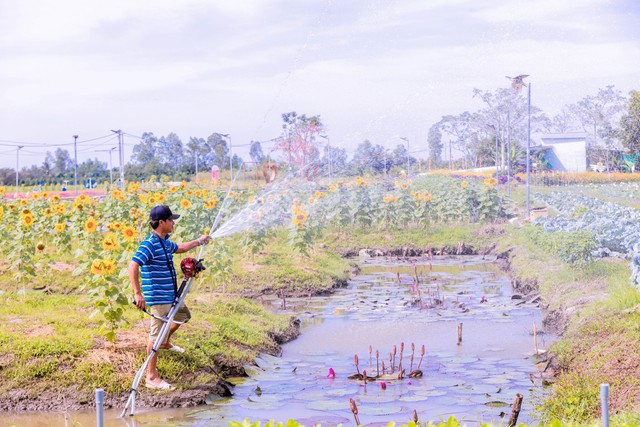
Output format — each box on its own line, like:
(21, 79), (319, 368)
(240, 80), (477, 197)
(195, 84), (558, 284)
(2, 85), (639, 186)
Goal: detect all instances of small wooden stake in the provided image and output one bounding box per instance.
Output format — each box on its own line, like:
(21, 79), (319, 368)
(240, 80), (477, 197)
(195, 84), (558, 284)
(507, 393), (524, 427)
(457, 322), (463, 345)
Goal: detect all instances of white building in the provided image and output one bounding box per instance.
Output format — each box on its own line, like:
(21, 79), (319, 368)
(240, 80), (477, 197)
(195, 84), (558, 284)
(539, 132), (588, 172)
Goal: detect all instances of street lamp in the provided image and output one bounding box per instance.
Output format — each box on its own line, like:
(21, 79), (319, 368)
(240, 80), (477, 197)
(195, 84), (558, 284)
(400, 137), (409, 176)
(73, 135), (78, 195)
(506, 74), (531, 218)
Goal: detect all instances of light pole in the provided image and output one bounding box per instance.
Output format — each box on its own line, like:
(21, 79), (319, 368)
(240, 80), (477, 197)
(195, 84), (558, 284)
(96, 147), (117, 186)
(73, 135), (79, 195)
(110, 129), (124, 188)
(15, 145), (24, 195)
(400, 137), (409, 176)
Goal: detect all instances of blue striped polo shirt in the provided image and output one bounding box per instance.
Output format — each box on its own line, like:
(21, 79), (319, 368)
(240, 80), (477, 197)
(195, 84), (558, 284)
(132, 233), (179, 306)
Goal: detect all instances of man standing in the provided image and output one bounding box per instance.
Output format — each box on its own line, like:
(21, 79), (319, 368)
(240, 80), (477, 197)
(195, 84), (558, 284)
(129, 205), (211, 390)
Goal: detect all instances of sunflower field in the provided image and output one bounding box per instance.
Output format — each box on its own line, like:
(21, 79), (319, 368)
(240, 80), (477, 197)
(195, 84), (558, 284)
(0, 173), (508, 339)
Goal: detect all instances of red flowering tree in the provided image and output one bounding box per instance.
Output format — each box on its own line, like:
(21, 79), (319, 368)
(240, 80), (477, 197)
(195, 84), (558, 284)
(276, 112), (324, 176)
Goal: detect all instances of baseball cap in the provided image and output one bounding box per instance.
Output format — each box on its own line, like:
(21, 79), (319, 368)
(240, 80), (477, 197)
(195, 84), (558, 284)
(150, 205), (180, 221)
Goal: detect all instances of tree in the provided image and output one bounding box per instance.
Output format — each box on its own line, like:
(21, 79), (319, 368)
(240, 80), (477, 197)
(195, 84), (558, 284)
(206, 133), (230, 169)
(185, 137), (209, 174)
(350, 140), (389, 175)
(325, 146), (348, 175)
(276, 112), (324, 172)
(568, 85), (626, 147)
(249, 141), (265, 163)
(620, 90), (640, 154)
(427, 124), (443, 165)
(132, 132), (158, 164)
(53, 148), (73, 178)
(157, 133), (184, 171)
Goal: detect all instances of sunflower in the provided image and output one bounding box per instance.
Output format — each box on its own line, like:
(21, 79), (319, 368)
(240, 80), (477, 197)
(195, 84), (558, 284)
(90, 260), (104, 275)
(0, 187), (5, 196)
(0, 205), (4, 217)
(122, 226), (138, 242)
(102, 232), (119, 251)
(138, 194), (148, 204)
(293, 210), (308, 226)
(31, 193), (40, 201)
(54, 223), (66, 233)
(169, 185), (178, 193)
(180, 181), (186, 190)
(85, 218), (98, 233)
(21, 208), (31, 216)
(54, 204), (66, 214)
(50, 195), (61, 203)
(44, 208), (53, 217)
(180, 199), (191, 209)
(422, 192), (432, 202)
(104, 260), (116, 275)
(19, 199), (27, 206)
(22, 214), (35, 227)
(41, 191), (50, 198)
(109, 222), (122, 231)
(204, 195), (218, 209)
(36, 242), (46, 251)
(460, 181), (469, 189)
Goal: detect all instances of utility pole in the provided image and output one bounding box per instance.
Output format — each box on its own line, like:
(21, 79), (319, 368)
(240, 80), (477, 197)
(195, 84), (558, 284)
(73, 135), (79, 195)
(111, 130), (124, 188)
(96, 147), (117, 186)
(16, 146), (24, 195)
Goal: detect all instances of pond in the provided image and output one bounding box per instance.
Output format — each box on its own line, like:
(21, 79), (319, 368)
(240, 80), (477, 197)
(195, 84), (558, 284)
(2, 255), (554, 427)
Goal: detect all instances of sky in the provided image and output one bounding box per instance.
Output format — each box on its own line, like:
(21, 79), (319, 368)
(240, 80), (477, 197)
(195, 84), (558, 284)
(0, 0), (639, 170)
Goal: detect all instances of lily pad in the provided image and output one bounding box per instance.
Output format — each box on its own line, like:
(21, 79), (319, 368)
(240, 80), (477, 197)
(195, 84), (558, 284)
(357, 404), (406, 416)
(306, 399), (349, 411)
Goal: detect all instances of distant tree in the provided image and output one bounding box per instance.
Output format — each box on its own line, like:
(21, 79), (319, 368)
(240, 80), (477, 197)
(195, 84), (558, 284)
(157, 133), (184, 171)
(620, 90), (640, 154)
(53, 148), (74, 178)
(276, 112), (324, 172)
(249, 140), (265, 163)
(568, 85), (626, 147)
(42, 152), (55, 179)
(325, 146), (348, 176)
(206, 133), (230, 169)
(0, 168), (14, 186)
(185, 137), (210, 174)
(132, 132), (159, 164)
(549, 108), (578, 133)
(427, 123), (443, 164)
(77, 158), (108, 183)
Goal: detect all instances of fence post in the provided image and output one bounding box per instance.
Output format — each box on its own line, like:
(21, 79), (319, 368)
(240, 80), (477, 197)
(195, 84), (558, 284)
(601, 383), (609, 427)
(96, 388), (104, 427)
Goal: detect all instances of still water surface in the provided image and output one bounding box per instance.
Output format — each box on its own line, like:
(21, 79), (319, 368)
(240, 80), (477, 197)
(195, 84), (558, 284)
(3, 255), (553, 427)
